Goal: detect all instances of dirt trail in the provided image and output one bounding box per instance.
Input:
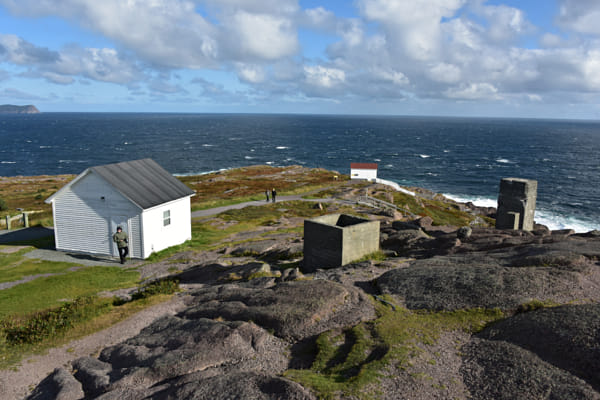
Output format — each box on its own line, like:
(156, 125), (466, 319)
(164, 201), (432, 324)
(0, 294), (187, 400)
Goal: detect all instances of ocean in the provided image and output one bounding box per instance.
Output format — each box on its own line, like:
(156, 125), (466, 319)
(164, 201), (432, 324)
(1, 113), (599, 232)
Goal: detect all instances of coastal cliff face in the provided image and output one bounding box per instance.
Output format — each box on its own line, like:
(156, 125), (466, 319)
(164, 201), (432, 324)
(0, 104), (40, 114)
(22, 177), (600, 400)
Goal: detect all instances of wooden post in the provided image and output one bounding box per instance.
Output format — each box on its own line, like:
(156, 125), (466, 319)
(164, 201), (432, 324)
(5, 215), (11, 230)
(23, 212), (29, 228)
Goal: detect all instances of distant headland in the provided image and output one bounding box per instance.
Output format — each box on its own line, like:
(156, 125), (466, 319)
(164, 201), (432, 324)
(0, 104), (40, 114)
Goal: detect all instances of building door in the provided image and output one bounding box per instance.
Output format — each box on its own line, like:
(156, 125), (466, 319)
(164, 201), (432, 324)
(110, 216), (130, 258)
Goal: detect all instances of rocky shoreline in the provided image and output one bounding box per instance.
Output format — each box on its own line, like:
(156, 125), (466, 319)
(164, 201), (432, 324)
(18, 180), (600, 399)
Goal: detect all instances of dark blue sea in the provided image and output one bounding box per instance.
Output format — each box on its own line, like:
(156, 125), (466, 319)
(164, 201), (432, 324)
(1, 113), (599, 232)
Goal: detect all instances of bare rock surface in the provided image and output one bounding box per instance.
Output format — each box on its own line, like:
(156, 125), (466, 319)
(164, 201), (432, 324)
(377, 233), (600, 311)
(461, 339), (600, 400)
(181, 280), (375, 341)
(475, 304), (600, 390)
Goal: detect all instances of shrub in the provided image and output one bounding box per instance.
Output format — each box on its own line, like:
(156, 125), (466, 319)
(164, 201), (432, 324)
(1, 296), (105, 345)
(0, 197), (7, 211)
(131, 278), (179, 301)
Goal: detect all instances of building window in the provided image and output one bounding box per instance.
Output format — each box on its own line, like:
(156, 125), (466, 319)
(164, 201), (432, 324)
(163, 210), (171, 226)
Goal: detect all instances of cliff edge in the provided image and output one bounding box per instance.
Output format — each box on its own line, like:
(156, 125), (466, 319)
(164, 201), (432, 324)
(0, 104), (40, 114)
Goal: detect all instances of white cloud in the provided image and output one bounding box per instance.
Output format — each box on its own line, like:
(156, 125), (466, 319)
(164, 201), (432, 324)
(444, 82), (499, 100)
(303, 6), (336, 29)
(358, 0), (466, 60)
(225, 11), (298, 61)
(581, 50), (600, 90)
(304, 65), (345, 88)
(373, 68), (409, 85)
(557, 0), (600, 35)
(41, 72), (74, 84)
(427, 63), (461, 84)
(475, 3), (534, 43)
(0, 34), (59, 64)
(1, 0), (218, 68)
(236, 63), (266, 83)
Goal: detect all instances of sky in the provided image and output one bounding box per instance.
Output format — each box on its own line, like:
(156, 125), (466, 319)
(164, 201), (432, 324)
(1, 0), (600, 119)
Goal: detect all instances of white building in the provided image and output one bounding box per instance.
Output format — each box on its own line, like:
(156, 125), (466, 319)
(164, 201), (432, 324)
(45, 159), (195, 259)
(350, 163), (378, 181)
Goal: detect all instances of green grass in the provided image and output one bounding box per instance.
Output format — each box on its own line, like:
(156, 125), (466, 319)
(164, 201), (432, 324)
(285, 298), (504, 399)
(191, 195), (263, 211)
(355, 250), (388, 263)
(0, 291), (176, 369)
(0, 258), (76, 284)
(0, 266), (139, 319)
(148, 200), (330, 262)
(516, 299), (559, 314)
(390, 192), (483, 227)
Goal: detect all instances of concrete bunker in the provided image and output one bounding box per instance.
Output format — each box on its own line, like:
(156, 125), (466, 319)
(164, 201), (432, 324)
(496, 177), (537, 231)
(303, 214), (380, 272)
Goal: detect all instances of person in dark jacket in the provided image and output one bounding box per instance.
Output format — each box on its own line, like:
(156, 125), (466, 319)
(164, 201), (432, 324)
(271, 188), (276, 202)
(265, 189), (270, 202)
(113, 226), (129, 264)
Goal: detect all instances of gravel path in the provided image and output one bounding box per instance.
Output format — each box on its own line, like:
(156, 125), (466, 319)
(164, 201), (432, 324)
(191, 195), (335, 218)
(0, 294), (188, 400)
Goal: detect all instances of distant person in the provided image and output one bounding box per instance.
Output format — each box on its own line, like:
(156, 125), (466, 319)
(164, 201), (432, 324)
(272, 188), (277, 203)
(265, 189), (270, 202)
(113, 226), (129, 264)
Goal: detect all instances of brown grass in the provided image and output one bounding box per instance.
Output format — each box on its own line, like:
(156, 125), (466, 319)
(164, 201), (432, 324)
(178, 165), (347, 207)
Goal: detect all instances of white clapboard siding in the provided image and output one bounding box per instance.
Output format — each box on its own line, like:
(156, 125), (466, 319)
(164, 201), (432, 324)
(53, 172), (140, 256)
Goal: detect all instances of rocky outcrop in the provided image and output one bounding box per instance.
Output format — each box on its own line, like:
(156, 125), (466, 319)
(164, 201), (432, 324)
(0, 104), (40, 114)
(26, 201), (600, 400)
(462, 304), (600, 399)
(30, 277), (373, 399)
(377, 233), (600, 311)
(182, 280), (375, 341)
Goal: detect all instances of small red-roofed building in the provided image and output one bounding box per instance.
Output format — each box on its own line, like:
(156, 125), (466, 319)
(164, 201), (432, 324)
(350, 163), (378, 181)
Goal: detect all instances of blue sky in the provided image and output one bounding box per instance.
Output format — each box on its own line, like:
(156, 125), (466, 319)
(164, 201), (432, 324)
(1, 0), (600, 119)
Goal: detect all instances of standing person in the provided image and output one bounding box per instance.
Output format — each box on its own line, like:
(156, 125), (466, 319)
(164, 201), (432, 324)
(272, 188), (277, 203)
(113, 226), (129, 264)
(265, 189), (270, 202)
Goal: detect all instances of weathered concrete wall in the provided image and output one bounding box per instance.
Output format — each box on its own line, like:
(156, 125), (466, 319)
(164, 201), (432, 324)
(303, 217), (343, 272)
(496, 178), (537, 231)
(303, 214), (380, 272)
(341, 220), (380, 265)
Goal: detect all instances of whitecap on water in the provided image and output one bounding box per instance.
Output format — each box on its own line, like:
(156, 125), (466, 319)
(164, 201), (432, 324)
(202, 144), (214, 147)
(443, 193), (598, 233)
(244, 156), (253, 160)
(496, 158), (511, 163)
(276, 146), (289, 150)
(1, 161), (16, 164)
(419, 154), (430, 158)
(266, 161), (274, 165)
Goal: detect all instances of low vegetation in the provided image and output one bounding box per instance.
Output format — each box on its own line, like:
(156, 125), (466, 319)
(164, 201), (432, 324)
(179, 165), (346, 210)
(285, 299), (504, 399)
(0, 175), (71, 227)
(391, 191), (478, 226)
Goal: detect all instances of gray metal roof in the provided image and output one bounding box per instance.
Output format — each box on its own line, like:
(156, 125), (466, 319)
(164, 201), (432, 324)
(91, 158), (195, 210)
